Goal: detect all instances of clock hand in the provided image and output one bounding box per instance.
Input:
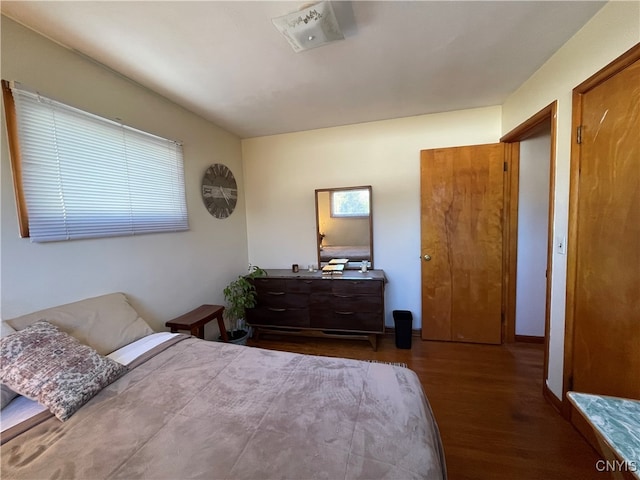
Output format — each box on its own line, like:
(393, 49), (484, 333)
(219, 186), (230, 205)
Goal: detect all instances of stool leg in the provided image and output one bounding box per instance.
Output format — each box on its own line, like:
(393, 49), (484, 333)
(217, 315), (229, 342)
(197, 327), (205, 339)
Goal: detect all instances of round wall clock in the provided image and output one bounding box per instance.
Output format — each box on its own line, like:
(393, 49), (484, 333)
(201, 163), (238, 219)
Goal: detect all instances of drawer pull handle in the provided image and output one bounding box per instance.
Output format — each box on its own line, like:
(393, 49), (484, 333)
(335, 294), (354, 298)
(268, 307), (287, 312)
(335, 311), (355, 315)
(267, 291), (285, 296)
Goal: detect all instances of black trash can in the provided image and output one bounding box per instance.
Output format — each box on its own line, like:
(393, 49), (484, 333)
(393, 310), (413, 349)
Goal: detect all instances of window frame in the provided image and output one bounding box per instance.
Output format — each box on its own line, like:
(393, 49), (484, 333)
(2, 80), (29, 237)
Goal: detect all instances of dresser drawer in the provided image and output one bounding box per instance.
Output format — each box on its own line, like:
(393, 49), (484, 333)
(310, 310), (383, 332)
(247, 306), (309, 328)
(252, 278), (286, 294)
(285, 279), (331, 294)
(257, 291), (308, 309)
(331, 280), (382, 296)
(310, 293), (382, 313)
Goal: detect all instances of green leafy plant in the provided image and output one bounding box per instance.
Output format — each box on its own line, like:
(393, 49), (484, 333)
(223, 265), (267, 335)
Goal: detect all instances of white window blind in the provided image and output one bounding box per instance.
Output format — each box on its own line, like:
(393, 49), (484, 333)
(10, 82), (188, 242)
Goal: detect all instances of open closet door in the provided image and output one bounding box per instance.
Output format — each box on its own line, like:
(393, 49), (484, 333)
(420, 144), (505, 344)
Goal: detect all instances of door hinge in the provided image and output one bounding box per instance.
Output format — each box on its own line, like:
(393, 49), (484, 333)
(576, 125), (583, 144)
(503, 161), (508, 172)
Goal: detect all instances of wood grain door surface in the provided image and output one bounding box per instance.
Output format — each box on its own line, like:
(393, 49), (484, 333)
(571, 57), (640, 399)
(420, 144), (505, 344)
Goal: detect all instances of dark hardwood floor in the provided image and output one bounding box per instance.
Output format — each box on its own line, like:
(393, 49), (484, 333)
(247, 332), (603, 480)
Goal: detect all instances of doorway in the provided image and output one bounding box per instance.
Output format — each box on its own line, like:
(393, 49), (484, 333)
(515, 126), (551, 341)
(509, 120), (553, 343)
(501, 103), (557, 403)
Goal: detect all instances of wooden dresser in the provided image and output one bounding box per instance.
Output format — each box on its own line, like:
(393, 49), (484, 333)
(246, 269), (386, 350)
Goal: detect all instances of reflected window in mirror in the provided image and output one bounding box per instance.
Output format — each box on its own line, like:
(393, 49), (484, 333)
(316, 186), (373, 270)
(331, 189), (370, 218)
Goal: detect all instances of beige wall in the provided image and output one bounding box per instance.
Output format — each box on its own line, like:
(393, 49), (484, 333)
(1, 17), (249, 335)
(242, 106), (503, 329)
(502, 1), (640, 398)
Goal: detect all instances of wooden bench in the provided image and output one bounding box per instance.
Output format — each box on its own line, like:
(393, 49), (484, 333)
(165, 304), (227, 341)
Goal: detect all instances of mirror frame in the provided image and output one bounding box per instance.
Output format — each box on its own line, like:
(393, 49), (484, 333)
(315, 185), (373, 270)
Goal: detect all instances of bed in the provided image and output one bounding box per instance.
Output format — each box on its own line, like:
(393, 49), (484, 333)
(1, 293), (447, 479)
(320, 245), (371, 262)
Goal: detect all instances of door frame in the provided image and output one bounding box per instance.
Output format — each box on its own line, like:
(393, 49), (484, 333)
(501, 101), (558, 409)
(562, 43), (640, 417)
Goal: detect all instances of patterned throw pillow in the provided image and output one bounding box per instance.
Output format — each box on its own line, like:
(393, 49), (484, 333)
(0, 320), (128, 421)
(1, 321), (19, 409)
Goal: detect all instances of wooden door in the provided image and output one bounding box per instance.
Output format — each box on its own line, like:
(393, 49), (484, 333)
(421, 144), (505, 344)
(567, 52), (640, 399)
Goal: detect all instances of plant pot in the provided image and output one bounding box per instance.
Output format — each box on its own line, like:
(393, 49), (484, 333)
(218, 329), (250, 346)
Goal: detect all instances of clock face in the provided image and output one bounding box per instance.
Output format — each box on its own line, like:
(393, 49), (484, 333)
(201, 164), (238, 219)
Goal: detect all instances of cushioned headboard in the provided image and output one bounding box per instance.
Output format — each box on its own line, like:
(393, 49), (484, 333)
(5, 293), (154, 356)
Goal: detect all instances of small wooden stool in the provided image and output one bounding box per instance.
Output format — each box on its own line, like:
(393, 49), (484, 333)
(165, 304), (227, 342)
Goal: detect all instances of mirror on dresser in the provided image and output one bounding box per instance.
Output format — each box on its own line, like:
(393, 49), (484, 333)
(315, 185), (373, 270)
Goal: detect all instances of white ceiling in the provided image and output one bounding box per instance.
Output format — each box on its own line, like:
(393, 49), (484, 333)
(2, 1), (605, 139)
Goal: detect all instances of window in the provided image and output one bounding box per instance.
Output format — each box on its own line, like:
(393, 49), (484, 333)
(2, 80), (188, 242)
(331, 188), (370, 218)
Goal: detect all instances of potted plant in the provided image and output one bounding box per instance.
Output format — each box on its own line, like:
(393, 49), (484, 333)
(221, 265), (267, 345)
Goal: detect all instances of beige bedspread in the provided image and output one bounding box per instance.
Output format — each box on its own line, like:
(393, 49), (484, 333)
(1, 337), (446, 479)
